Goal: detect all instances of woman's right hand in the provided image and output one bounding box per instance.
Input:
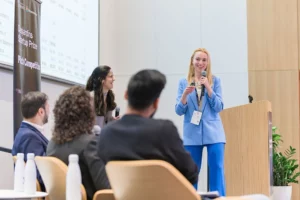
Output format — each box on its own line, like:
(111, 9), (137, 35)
(180, 86), (195, 105)
(183, 86), (195, 97)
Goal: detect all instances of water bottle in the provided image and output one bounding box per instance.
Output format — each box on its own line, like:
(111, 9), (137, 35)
(24, 153), (37, 194)
(14, 153), (25, 192)
(66, 154), (82, 200)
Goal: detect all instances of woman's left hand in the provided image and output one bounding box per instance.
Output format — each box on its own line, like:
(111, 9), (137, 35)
(113, 116), (121, 120)
(200, 76), (213, 97)
(200, 76), (210, 89)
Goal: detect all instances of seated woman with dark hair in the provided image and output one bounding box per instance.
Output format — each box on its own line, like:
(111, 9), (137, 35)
(46, 86), (109, 200)
(86, 65), (119, 129)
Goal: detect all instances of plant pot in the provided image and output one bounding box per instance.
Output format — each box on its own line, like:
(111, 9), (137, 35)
(271, 186), (292, 200)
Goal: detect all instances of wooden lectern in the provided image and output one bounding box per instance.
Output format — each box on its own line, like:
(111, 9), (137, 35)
(220, 100), (272, 196)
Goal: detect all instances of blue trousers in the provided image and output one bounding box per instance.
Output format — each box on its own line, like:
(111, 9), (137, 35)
(184, 143), (226, 196)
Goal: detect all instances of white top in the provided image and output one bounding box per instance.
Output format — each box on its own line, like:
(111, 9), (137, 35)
(0, 190), (48, 199)
(195, 83), (202, 110)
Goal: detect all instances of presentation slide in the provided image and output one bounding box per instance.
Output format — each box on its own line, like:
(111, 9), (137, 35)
(0, 0), (98, 84)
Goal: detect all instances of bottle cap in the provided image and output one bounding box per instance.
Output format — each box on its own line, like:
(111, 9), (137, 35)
(27, 153), (35, 159)
(69, 154), (79, 163)
(17, 153), (24, 160)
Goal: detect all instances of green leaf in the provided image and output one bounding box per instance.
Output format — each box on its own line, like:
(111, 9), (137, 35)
(272, 127), (300, 186)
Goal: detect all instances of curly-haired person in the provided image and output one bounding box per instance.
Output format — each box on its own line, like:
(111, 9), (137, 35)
(47, 86), (109, 200)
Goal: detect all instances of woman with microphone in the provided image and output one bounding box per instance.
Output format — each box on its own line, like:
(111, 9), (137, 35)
(175, 48), (226, 196)
(86, 65), (119, 130)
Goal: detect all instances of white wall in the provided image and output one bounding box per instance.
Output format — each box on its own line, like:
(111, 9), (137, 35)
(201, 0), (249, 108)
(100, 0), (248, 191)
(0, 0), (249, 191)
(0, 68), (71, 189)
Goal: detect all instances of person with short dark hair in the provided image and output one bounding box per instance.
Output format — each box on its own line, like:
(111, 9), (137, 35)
(12, 91), (49, 191)
(97, 69), (198, 185)
(47, 86), (109, 200)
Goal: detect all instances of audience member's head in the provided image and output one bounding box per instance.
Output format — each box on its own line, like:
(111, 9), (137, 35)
(86, 65), (116, 116)
(52, 86), (95, 144)
(125, 69), (166, 118)
(21, 91), (49, 126)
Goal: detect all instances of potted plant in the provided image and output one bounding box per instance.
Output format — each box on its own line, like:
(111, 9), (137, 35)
(272, 126), (300, 200)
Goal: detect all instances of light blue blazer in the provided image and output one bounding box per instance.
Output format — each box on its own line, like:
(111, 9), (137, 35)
(175, 76), (226, 146)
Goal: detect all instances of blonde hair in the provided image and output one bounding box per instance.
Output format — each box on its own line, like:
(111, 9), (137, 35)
(187, 48), (213, 86)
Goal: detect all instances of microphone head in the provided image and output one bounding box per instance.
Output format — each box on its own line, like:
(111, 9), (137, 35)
(190, 81), (195, 86)
(92, 125), (101, 135)
(115, 107), (120, 117)
(201, 71), (207, 77)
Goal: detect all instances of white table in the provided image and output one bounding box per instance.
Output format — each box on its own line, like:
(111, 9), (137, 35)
(0, 190), (48, 199)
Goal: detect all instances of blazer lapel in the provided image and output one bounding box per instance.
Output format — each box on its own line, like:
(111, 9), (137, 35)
(188, 90), (199, 111)
(201, 91), (208, 112)
(201, 81), (214, 113)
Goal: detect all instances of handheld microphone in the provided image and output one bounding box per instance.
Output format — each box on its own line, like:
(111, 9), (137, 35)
(92, 125), (101, 135)
(190, 81), (199, 100)
(115, 107), (120, 117)
(201, 71), (207, 98)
